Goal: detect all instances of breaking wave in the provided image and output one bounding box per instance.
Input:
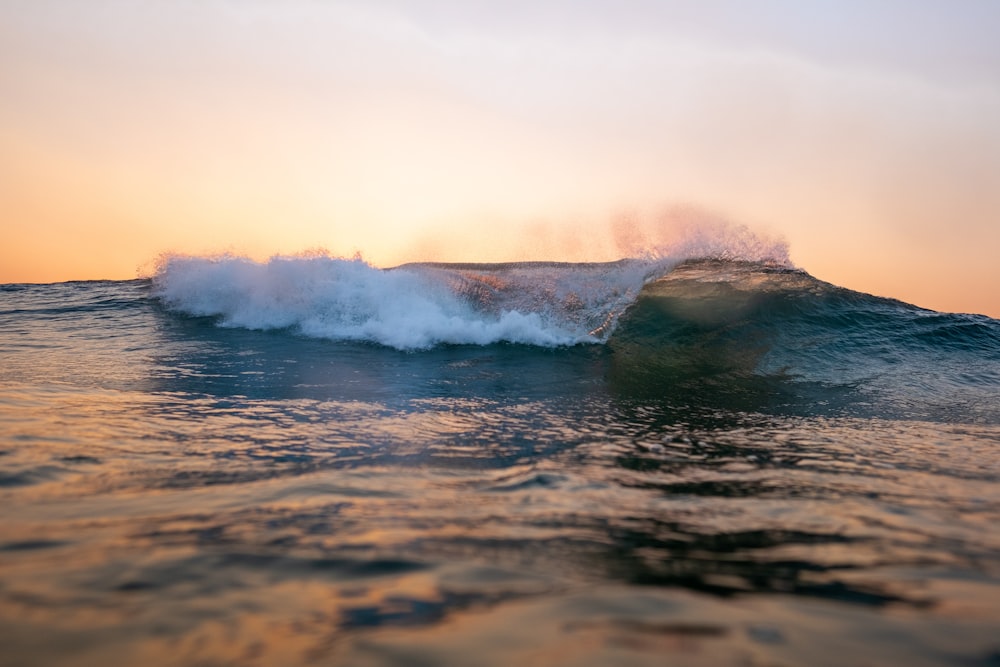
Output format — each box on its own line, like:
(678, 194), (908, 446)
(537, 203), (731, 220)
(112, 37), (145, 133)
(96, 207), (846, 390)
(151, 220), (793, 350)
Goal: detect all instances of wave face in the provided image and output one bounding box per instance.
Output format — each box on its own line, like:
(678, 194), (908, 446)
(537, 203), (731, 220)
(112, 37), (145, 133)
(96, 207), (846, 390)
(608, 260), (1000, 422)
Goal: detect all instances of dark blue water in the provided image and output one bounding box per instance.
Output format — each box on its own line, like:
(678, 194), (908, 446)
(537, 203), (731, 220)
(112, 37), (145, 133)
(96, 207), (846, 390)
(1, 258), (998, 666)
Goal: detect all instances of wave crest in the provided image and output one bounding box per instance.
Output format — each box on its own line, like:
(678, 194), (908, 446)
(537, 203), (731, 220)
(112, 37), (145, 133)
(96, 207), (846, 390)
(151, 219), (792, 350)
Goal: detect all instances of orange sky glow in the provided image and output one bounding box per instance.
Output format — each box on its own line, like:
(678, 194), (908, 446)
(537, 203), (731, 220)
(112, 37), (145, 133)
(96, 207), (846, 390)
(2, 0), (999, 317)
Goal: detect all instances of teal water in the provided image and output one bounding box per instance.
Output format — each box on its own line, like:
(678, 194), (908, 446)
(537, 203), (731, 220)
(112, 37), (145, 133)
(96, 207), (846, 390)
(1, 259), (998, 666)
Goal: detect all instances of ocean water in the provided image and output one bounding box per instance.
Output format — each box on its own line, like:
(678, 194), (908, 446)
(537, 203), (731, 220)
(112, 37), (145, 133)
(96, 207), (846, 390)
(1, 255), (999, 666)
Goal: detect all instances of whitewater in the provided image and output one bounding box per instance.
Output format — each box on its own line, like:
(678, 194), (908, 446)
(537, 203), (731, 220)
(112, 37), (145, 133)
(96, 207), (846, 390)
(1, 239), (999, 666)
(152, 255), (656, 349)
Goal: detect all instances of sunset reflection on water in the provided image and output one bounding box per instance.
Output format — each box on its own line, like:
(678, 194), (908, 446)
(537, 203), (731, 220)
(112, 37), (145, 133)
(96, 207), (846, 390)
(2, 277), (1000, 665)
(2, 377), (999, 665)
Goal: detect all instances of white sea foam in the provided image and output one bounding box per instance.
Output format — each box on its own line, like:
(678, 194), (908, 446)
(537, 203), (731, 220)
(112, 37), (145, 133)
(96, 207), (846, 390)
(152, 254), (653, 350)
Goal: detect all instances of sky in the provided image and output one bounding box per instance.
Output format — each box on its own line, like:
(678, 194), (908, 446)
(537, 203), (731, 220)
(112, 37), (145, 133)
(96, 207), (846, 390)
(2, 0), (999, 316)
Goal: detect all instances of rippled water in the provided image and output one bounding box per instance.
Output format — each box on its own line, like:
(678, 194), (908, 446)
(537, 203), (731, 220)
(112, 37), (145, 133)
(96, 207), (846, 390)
(1, 276), (999, 666)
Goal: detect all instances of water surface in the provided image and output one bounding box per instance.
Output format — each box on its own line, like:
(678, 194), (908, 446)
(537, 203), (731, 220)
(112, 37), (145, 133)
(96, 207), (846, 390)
(1, 260), (998, 665)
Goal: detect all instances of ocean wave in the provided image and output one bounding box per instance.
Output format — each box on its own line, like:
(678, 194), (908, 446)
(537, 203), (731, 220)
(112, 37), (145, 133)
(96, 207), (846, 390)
(150, 217), (794, 351)
(150, 246), (1000, 423)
